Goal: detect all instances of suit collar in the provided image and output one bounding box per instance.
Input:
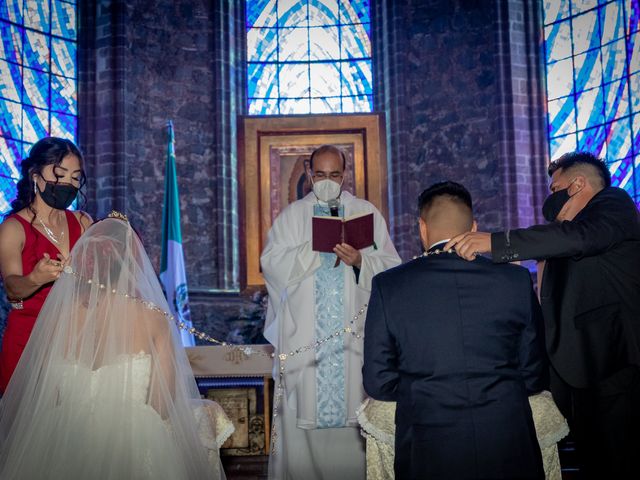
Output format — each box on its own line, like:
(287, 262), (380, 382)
(427, 240), (450, 253)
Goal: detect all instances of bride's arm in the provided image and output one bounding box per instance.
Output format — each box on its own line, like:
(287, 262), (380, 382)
(146, 312), (177, 419)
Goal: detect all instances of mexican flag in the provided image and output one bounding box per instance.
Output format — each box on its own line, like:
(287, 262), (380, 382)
(160, 121), (195, 346)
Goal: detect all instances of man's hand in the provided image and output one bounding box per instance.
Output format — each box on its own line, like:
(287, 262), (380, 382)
(333, 243), (362, 268)
(444, 232), (492, 261)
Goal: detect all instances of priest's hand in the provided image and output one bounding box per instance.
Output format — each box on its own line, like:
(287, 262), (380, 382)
(444, 232), (491, 261)
(334, 243), (362, 268)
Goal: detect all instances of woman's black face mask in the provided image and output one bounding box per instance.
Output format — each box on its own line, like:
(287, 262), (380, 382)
(37, 180), (79, 210)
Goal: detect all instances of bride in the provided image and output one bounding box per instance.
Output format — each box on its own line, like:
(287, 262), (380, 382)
(0, 215), (232, 479)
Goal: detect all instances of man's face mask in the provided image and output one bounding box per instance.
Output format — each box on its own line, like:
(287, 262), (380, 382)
(37, 179), (79, 210)
(312, 178), (342, 203)
(542, 179), (577, 222)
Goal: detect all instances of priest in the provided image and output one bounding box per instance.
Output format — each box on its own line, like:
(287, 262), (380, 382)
(261, 145), (401, 480)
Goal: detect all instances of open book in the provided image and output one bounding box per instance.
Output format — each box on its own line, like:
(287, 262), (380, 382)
(312, 212), (374, 253)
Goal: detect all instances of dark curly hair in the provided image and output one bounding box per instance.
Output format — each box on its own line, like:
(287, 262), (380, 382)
(6, 137), (87, 219)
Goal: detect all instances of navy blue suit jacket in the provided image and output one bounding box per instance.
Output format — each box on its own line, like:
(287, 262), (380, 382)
(363, 251), (547, 479)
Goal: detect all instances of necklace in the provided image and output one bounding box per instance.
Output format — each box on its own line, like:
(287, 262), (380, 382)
(37, 216), (65, 245)
(421, 248), (455, 257)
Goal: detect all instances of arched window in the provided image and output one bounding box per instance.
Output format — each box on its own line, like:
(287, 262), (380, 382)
(0, 0), (78, 214)
(543, 0), (639, 206)
(246, 0), (372, 115)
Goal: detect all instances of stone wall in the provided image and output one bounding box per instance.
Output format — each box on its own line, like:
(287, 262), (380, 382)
(374, 0), (548, 260)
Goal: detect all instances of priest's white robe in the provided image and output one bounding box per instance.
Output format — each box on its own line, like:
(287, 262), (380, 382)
(261, 191), (401, 480)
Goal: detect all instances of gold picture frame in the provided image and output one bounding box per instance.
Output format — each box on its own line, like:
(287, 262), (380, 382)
(238, 113), (388, 288)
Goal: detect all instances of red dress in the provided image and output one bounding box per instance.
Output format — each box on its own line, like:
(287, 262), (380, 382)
(0, 211), (82, 392)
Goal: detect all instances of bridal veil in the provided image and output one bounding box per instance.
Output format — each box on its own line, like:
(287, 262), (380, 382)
(0, 217), (231, 479)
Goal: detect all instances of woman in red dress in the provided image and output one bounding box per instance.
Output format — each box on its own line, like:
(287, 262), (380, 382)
(0, 137), (93, 392)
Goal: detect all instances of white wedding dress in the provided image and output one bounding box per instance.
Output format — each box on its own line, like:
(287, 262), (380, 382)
(0, 218), (231, 480)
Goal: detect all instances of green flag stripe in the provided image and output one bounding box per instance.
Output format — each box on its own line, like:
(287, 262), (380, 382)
(160, 121), (183, 273)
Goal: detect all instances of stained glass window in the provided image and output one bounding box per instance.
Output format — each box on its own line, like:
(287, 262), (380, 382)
(246, 0), (372, 115)
(543, 0), (640, 207)
(0, 0), (77, 214)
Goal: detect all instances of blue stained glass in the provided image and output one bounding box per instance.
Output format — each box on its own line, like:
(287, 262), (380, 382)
(601, 39), (627, 81)
(279, 97), (311, 114)
(22, 104), (49, 142)
(604, 78), (629, 121)
(577, 87), (604, 129)
(549, 133), (578, 158)
(310, 62), (341, 96)
(0, 0), (23, 23)
(0, 98), (23, 140)
(0, 59), (23, 102)
(572, 0), (598, 15)
(50, 74), (75, 113)
(0, 176), (18, 213)
(340, 24), (370, 59)
(574, 49), (602, 91)
(609, 157), (635, 193)
(248, 62), (278, 98)
(247, 28), (278, 62)
(578, 124), (607, 156)
(50, 111), (75, 139)
(340, 0), (370, 24)
(246, 0), (371, 115)
(24, 30), (49, 71)
(341, 94), (372, 113)
(544, 0), (570, 25)
(341, 59), (371, 96)
(628, 0), (640, 33)
(278, 0), (308, 27)
(22, 67), (49, 108)
(248, 98), (279, 115)
(633, 113), (640, 153)
(309, 0), (339, 26)
(1, 21), (23, 64)
(279, 27), (309, 61)
(547, 58), (574, 99)
(25, 0), (50, 33)
(548, 95), (577, 136)
(0, 136), (21, 178)
(572, 10), (600, 54)
(247, 0), (275, 27)
(631, 73), (640, 111)
(309, 27), (340, 60)
(279, 63), (310, 97)
(52, 0), (76, 40)
(606, 118), (632, 159)
(630, 34), (640, 73)
(310, 96), (341, 113)
(600, 1), (625, 44)
(51, 37), (76, 77)
(545, 21), (573, 61)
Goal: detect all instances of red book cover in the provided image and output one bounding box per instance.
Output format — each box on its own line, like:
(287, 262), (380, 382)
(312, 212), (374, 252)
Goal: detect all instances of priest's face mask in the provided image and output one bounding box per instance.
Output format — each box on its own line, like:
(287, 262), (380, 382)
(308, 150), (345, 202)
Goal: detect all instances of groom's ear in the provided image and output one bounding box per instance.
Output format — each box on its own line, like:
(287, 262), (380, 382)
(419, 217), (428, 249)
(471, 220), (478, 233)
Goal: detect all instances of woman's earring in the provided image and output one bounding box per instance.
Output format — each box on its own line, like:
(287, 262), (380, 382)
(33, 180), (37, 196)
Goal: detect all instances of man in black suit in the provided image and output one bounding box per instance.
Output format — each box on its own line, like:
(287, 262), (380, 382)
(446, 152), (640, 478)
(363, 181), (546, 479)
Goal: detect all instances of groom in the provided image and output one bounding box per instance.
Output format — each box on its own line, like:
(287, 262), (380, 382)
(363, 181), (547, 479)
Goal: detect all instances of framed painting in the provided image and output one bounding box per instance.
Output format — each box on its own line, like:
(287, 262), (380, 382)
(238, 113), (388, 288)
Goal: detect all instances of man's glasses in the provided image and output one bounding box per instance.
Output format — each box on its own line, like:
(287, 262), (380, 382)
(312, 172), (343, 180)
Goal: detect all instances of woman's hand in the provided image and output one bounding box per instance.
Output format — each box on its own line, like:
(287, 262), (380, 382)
(28, 253), (66, 286)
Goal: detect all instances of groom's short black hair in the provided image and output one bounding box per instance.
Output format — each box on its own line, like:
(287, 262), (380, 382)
(418, 181), (473, 218)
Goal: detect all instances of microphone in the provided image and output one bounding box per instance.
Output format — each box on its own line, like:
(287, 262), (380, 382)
(328, 198), (340, 217)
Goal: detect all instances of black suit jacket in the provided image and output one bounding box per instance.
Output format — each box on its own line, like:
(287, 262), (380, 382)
(363, 251), (546, 480)
(492, 187), (640, 388)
